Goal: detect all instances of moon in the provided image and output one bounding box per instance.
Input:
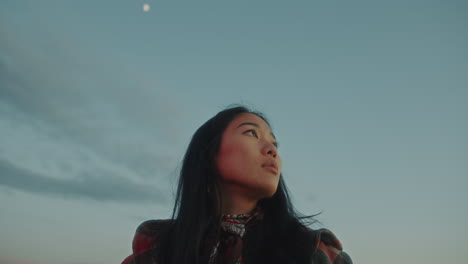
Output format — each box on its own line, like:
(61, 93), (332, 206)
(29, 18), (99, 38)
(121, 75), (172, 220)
(143, 3), (150, 12)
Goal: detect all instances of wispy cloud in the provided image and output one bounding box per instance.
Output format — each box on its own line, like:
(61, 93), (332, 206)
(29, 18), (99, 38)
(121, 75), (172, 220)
(0, 159), (165, 203)
(0, 20), (185, 203)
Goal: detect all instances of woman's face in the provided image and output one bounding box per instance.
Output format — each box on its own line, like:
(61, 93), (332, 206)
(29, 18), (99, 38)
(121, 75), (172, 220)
(216, 113), (282, 200)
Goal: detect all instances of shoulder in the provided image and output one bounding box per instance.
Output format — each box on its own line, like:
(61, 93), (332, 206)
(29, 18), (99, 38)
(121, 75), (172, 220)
(121, 219), (174, 264)
(307, 228), (353, 264)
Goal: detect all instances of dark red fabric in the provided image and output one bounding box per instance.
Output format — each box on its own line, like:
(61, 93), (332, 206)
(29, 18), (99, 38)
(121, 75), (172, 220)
(210, 207), (263, 264)
(220, 234), (243, 264)
(122, 221), (352, 264)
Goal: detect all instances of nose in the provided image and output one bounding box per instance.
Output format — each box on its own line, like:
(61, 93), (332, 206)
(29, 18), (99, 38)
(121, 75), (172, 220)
(262, 141), (278, 158)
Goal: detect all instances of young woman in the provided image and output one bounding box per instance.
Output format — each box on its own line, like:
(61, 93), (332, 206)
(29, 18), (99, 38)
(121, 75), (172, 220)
(122, 106), (352, 264)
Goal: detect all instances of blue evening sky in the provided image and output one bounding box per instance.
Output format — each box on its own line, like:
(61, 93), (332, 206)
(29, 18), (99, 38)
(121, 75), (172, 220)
(1, 0), (467, 263)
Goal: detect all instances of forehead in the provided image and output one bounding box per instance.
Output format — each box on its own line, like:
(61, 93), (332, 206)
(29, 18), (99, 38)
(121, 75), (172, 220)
(228, 113), (272, 132)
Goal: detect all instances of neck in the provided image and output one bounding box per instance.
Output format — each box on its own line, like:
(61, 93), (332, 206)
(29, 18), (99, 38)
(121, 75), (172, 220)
(220, 183), (258, 215)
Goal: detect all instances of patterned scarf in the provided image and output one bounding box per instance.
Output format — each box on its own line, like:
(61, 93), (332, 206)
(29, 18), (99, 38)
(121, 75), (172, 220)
(208, 207), (263, 264)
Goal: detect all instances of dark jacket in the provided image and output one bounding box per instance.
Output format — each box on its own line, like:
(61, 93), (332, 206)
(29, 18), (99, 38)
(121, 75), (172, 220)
(122, 219), (352, 264)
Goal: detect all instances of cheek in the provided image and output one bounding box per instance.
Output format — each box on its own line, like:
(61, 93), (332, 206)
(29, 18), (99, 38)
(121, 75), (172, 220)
(218, 144), (241, 167)
(217, 141), (253, 177)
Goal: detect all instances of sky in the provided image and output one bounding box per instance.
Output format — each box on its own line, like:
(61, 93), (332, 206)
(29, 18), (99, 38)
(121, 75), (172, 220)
(0, 0), (467, 263)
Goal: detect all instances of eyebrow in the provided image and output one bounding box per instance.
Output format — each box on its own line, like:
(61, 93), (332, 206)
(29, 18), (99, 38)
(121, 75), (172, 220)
(236, 122), (277, 141)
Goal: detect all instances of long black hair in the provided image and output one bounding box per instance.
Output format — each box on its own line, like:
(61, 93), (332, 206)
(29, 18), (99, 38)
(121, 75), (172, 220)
(157, 105), (318, 264)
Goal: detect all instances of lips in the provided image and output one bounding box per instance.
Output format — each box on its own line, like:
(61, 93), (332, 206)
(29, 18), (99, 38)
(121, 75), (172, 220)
(262, 161), (279, 174)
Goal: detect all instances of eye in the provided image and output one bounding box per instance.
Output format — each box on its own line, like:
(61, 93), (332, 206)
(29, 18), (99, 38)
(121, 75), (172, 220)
(244, 129), (258, 138)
